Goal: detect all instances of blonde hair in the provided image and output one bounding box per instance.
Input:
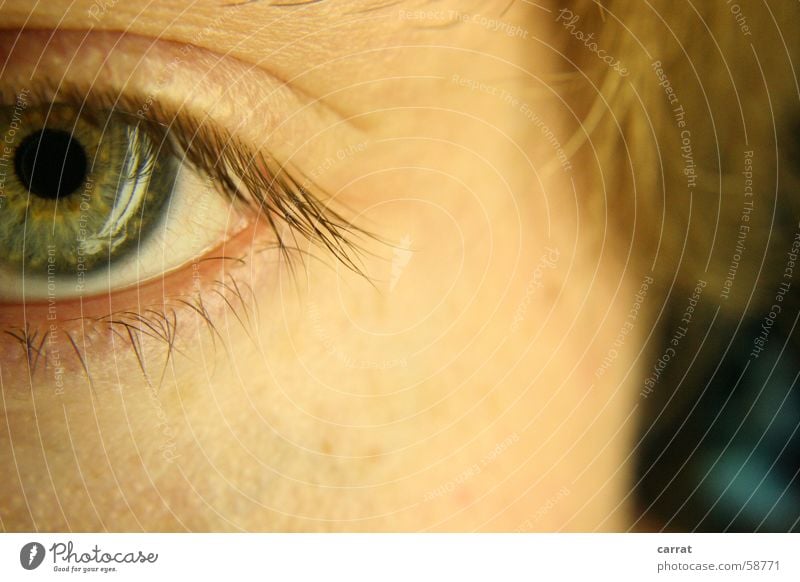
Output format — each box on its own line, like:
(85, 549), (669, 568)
(560, 1), (800, 528)
(563, 0), (798, 304)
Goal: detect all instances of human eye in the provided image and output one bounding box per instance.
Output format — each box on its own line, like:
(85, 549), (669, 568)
(0, 30), (363, 381)
(0, 97), (240, 300)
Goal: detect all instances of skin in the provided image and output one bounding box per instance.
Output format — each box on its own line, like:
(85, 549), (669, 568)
(0, 0), (642, 531)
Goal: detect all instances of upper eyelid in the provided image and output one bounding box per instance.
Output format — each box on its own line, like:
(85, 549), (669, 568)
(0, 28), (369, 171)
(0, 78), (372, 276)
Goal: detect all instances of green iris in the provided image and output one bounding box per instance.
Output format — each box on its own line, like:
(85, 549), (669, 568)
(0, 100), (177, 276)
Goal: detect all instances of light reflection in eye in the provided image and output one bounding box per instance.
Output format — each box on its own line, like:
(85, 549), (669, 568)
(0, 98), (244, 301)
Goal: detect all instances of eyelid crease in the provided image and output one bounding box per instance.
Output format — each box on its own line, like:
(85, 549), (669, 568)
(0, 81), (374, 278)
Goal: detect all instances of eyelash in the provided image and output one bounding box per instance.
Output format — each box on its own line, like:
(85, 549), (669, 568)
(1, 81), (368, 271)
(0, 80), (371, 383)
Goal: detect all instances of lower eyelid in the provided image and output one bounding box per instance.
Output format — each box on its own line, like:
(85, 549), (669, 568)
(0, 220), (273, 389)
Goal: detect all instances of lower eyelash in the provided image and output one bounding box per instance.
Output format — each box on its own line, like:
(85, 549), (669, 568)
(0, 265), (263, 391)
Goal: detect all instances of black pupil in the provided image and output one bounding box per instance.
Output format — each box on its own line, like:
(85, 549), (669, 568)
(14, 129), (88, 200)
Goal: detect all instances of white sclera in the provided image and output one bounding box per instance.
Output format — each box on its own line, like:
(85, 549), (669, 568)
(1, 160), (243, 302)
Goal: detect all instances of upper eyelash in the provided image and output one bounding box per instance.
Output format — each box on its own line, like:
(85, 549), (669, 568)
(0, 81), (373, 277)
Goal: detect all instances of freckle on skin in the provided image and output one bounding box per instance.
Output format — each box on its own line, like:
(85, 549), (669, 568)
(320, 440), (332, 454)
(455, 488), (472, 506)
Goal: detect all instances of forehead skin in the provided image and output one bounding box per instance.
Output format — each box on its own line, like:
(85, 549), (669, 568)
(1, 0), (550, 107)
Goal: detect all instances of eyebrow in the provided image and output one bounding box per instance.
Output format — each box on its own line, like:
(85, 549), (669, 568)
(223, 0), (327, 6)
(219, 0), (425, 21)
(220, 0), (406, 13)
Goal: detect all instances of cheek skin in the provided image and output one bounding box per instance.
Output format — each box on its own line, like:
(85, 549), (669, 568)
(142, 145), (636, 531)
(0, 219), (284, 531)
